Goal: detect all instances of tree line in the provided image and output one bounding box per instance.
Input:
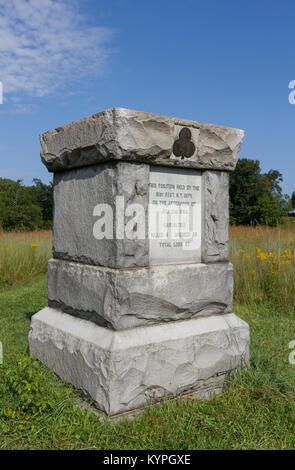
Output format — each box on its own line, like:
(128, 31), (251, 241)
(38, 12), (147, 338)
(229, 158), (292, 226)
(0, 158), (293, 231)
(0, 178), (53, 231)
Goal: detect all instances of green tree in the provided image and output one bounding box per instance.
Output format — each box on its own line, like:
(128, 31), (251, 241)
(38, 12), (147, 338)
(229, 159), (290, 226)
(0, 178), (43, 231)
(229, 159), (262, 225)
(30, 178), (53, 228)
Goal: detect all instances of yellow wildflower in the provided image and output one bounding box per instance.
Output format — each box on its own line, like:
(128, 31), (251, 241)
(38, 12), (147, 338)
(257, 252), (267, 261)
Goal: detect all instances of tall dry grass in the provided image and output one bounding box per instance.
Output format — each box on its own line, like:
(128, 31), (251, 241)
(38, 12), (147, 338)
(0, 230), (52, 288)
(229, 225), (295, 308)
(0, 227), (294, 310)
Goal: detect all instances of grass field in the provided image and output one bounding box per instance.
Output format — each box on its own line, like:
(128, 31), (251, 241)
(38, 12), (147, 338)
(0, 230), (52, 288)
(230, 225), (295, 309)
(0, 227), (295, 449)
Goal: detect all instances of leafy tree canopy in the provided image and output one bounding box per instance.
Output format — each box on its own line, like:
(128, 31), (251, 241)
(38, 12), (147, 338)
(230, 159), (291, 226)
(30, 178), (53, 226)
(0, 178), (53, 231)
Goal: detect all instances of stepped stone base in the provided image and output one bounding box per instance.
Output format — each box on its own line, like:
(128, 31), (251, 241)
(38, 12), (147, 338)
(29, 308), (249, 416)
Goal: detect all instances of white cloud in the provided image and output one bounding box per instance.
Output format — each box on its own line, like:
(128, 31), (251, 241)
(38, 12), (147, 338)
(0, 0), (113, 98)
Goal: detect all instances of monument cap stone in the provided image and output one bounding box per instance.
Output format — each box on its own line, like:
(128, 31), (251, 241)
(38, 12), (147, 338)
(40, 107), (244, 172)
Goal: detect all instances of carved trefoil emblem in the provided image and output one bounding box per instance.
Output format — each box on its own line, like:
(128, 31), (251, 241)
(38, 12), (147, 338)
(172, 125), (199, 161)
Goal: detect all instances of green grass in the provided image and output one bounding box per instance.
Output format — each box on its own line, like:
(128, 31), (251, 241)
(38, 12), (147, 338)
(1, 277), (295, 449)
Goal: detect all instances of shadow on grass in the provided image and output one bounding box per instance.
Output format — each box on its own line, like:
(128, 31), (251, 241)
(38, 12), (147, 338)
(25, 311), (39, 320)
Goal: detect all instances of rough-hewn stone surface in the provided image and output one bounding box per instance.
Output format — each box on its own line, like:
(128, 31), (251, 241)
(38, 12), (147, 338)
(202, 171), (229, 263)
(53, 161), (149, 268)
(48, 259), (234, 330)
(53, 163), (230, 268)
(41, 108), (244, 172)
(29, 308), (250, 415)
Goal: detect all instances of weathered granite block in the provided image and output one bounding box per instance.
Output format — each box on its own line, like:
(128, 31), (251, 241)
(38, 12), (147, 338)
(53, 164), (230, 267)
(29, 308), (250, 416)
(53, 161), (149, 268)
(41, 108), (244, 172)
(47, 259), (234, 330)
(202, 171), (229, 263)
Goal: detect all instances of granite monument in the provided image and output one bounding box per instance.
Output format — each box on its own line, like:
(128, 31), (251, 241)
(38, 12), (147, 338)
(29, 108), (250, 416)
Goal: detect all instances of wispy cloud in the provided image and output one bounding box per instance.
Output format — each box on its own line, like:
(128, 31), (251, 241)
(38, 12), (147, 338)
(0, 0), (114, 99)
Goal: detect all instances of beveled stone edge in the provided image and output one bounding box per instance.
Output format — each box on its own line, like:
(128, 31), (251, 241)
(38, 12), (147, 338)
(30, 307), (248, 350)
(41, 107), (245, 139)
(40, 107), (245, 172)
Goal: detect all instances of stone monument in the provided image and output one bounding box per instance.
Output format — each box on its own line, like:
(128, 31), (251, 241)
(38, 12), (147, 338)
(29, 108), (250, 416)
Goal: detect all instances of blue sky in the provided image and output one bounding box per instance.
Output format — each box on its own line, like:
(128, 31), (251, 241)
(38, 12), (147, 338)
(0, 0), (295, 194)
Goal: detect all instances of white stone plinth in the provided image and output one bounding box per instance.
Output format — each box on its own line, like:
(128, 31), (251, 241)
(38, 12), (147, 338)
(29, 308), (249, 416)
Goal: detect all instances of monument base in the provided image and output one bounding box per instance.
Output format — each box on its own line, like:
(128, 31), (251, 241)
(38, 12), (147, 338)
(29, 308), (250, 416)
